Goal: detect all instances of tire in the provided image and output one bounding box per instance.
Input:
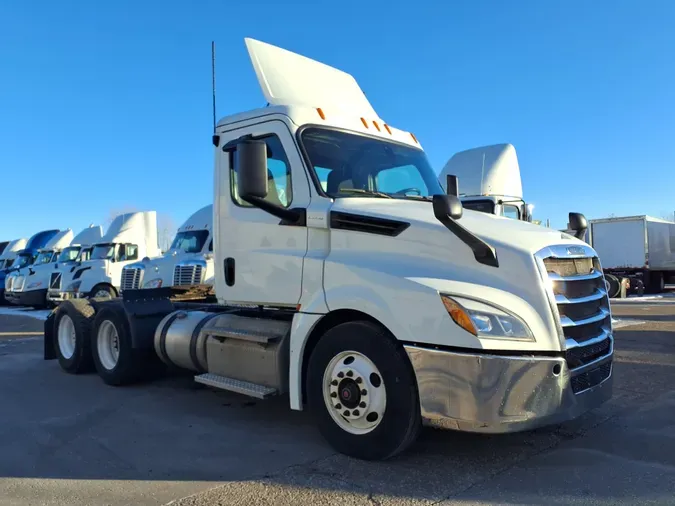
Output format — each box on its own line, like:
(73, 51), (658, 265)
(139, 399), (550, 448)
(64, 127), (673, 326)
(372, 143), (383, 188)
(89, 284), (117, 300)
(646, 272), (664, 294)
(91, 303), (149, 386)
(604, 274), (621, 298)
(306, 320), (421, 461)
(54, 299), (96, 374)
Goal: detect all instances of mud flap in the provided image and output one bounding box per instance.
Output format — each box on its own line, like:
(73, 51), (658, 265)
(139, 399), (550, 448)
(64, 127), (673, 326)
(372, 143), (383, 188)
(121, 287), (176, 350)
(43, 307), (58, 360)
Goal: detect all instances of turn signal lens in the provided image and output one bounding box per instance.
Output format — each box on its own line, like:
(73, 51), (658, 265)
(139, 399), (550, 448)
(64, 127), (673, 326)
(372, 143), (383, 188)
(440, 295), (477, 336)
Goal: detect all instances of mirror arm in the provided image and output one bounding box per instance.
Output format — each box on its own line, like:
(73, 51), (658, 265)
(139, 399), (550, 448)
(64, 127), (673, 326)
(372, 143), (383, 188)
(434, 215), (499, 268)
(241, 196), (305, 225)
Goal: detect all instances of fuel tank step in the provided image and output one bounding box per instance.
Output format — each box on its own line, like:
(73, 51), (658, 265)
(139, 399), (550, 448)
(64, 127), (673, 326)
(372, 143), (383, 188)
(194, 373), (278, 399)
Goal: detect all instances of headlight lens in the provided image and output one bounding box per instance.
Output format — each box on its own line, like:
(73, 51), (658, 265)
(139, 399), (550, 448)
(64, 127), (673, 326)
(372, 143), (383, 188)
(440, 294), (534, 341)
(66, 280), (82, 292)
(143, 278), (163, 289)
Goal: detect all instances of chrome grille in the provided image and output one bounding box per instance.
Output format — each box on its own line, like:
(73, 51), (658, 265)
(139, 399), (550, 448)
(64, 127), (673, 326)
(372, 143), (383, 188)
(50, 272), (62, 290)
(121, 267), (143, 291)
(537, 245), (613, 394)
(173, 264), (203, 286)
(12, 275), (25, 292)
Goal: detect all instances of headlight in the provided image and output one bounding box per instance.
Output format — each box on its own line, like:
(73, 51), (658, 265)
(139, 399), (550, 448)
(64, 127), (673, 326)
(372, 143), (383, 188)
(143, 278), (163, 289)
(66, 280), (82, 292)
(440, 294), (535, 341)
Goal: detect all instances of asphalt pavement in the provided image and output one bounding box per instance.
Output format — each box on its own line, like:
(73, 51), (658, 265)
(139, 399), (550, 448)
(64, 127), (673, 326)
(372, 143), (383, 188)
(0, 299), (673, 506)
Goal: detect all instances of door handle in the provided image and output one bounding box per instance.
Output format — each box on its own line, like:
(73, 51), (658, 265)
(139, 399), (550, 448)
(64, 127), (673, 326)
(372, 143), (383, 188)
(224, 257), (235, 286)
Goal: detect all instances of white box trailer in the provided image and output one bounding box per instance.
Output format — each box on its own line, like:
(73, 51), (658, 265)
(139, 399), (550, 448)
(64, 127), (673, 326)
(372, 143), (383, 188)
(589, 215), (675, 294)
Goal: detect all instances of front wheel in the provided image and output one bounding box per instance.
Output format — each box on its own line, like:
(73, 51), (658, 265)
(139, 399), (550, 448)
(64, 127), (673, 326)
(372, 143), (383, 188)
(306, 320), (421, 460)
(89, 284), (117, 300)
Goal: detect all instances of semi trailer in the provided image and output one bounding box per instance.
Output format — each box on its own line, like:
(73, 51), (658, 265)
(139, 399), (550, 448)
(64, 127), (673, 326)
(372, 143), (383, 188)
(6, 225), (103, 308)
(120, 204), (214, 297)
(1, 229), (59, 304)
(587, 215), (675, 296)
(43, 37), (614, 460)
(47, 211), (161, 303)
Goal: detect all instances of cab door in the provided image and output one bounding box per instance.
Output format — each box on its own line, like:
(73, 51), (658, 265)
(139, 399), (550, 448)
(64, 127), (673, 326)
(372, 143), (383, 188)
(215, 118), (310, 307)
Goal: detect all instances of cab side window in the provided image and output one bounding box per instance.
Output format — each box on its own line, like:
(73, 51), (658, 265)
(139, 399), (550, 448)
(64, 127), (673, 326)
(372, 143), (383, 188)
(118, 244), (139, 261)
(230, 135), (293, 208)
(501, 205), (521, 220)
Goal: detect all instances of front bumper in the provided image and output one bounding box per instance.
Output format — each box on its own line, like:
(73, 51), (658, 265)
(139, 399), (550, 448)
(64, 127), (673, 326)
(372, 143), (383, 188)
(5, 288), (48, 307)
(47, 290), (81, 304)
(404, 341), (613, 433)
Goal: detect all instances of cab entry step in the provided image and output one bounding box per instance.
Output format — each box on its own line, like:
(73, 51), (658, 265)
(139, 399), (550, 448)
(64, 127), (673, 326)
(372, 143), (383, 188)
(194, 373), (278, 399)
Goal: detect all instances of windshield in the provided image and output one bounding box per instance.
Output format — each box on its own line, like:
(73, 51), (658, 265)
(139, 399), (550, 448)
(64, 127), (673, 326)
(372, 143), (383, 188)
(15, 253), (33, 269)
(91, 243), (115, 260)
(35, 251), (55, 265)
(170, 230), (209, 253)
(301, 128), (444, 199)
(0, 260), (4, 270)
(57, 246), (81, 263)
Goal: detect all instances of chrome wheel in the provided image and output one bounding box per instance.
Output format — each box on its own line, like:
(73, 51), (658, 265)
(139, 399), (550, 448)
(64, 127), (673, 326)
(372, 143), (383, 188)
(93, 289), (112, 299)
(57, 314), (76, 359)
(323, 350), (387, 435)
(97, 320), (120, 370)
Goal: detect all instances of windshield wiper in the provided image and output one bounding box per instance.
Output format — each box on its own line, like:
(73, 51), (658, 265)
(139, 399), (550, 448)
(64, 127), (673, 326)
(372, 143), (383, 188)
(336, 188), (393, 199)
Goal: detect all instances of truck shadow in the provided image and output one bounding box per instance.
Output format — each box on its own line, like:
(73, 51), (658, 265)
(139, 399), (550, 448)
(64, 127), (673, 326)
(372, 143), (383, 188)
(0, 324), (673, 505)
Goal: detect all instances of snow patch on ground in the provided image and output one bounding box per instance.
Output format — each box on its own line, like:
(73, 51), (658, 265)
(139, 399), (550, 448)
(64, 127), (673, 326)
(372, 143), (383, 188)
(612, 317), (647, 329)
(0, 307), (51, 321)
(611, 291), (675, 303)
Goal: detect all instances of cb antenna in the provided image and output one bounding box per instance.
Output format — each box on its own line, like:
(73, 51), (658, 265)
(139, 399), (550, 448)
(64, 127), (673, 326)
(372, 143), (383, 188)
(211, 41), (219, 147)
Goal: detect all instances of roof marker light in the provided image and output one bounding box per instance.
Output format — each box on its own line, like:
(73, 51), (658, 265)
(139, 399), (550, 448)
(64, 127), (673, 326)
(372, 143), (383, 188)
(410, 132), (418, 143)
(317, 108), (326, 120)
(384, 124), (392, 134)
(360, 117), (369, 128)
(372, 121), (381, 132)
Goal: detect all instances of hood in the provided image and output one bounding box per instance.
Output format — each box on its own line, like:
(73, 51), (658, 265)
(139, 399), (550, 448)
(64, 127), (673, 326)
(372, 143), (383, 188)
(331, 198), (584, 257)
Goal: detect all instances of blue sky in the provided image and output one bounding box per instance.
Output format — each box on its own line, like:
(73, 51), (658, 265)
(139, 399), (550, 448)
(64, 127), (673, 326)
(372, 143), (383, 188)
(1, 0), (674, 240)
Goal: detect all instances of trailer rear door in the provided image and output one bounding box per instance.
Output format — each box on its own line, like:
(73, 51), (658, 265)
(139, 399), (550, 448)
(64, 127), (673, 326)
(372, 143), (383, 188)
(591, 218), (646, 269)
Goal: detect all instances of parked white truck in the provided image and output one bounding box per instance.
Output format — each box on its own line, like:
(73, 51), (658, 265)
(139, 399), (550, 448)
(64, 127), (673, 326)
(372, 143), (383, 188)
(5, 229), (75, 307)
(120, 205), (214, 296)
(44, 38), (613, 460)
(6, 225), (104, 308)
(47, 211), (160, 303)
(439, 143), (535, 222)
(0, 238), (28, 271)
(588, 215), (675, 295)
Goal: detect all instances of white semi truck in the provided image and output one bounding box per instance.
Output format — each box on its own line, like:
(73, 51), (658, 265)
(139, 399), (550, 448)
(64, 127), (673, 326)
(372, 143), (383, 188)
(43, 38), (613, 460)
(6, 225), (104, 308)
(120, 205), (214, 297)
(587, 215), (675, 296)
(439, 143), (535, 221)
(0, 238), (28, 271)
(5, 229), (75, 307)
(47, 211), (161, 303)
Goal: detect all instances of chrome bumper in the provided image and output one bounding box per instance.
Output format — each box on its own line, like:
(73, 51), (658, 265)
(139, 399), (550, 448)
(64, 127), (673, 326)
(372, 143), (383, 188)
(47, 290), (81, 304)
(404, 342), (613, 433)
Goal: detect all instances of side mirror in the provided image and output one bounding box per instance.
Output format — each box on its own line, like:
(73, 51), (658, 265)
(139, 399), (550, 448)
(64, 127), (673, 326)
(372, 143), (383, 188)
(433, 194), (463, 221)
(446, 174), (459, 197)
(236, 139), (268, 200)
(568, 212), (588, 240)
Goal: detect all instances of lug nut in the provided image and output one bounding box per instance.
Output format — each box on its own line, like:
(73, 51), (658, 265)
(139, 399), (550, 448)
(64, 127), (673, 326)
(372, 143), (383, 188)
(356, 377), (362, 384)
(343, 410), (350, 417)
(335, 403), (342, 409)
(337, 372), (344, 378)
(346, 370), (353, 377)
(359, 402), (366, 408)
(331, 392), (337, 398)
(331, 380), (338, 386)
(353, 409), (360, 416)
(361, 389), (367, 396)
